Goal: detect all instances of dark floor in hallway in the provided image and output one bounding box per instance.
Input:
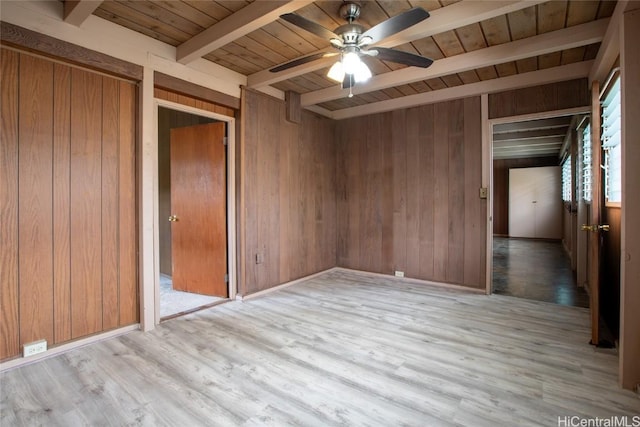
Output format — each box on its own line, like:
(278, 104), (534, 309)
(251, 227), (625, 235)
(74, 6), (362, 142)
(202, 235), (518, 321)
(492, 237), (590, 308)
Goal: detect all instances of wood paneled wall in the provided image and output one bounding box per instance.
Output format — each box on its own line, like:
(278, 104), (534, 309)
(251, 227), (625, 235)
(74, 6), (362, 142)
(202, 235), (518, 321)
(0, 49), (137, 361)
(336, 97), (486, 289)
(489, 78), (590, 119)
(493, 157), (558, 236)
(240, 89), (336, 295)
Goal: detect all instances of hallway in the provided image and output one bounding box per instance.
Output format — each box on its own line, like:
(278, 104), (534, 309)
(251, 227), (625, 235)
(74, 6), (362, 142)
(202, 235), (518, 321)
(492, 237), (590, 308)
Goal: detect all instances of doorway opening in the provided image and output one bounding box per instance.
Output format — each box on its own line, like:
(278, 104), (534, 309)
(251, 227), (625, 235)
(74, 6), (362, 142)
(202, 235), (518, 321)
(157, 106), (229, 319)
(489, 110), (590, 308)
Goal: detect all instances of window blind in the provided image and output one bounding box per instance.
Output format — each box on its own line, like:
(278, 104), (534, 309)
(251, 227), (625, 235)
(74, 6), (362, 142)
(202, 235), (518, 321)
(562, 156), (572, 202)
(601, 77), (621, 203)
(582, 124), (591, 202)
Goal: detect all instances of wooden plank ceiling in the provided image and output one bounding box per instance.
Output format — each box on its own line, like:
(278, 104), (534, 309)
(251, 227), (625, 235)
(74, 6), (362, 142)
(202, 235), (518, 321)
(492, 116), (573, 160)
(91, 0), (615, 123)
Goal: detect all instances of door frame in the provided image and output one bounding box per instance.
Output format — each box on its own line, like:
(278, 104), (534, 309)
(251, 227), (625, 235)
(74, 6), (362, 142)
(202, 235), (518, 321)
(483, 105), (591, 294)
(151, 99), (237, 324)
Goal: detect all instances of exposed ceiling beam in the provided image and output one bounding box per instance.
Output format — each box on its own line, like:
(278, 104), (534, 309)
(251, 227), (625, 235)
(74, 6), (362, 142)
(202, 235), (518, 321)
(63, 0), (103, 27)
(330, 61), (593, 120)
(494, 146), (561, 154)
(494, 138), (564, 148)
(302, 19), (608, 106)
(177, 0), (314, 65)
(493, 128), (568, 141)
(494, 117), (573, 133)
(247, 0), (547, 89)
(493, 151), (560, 160)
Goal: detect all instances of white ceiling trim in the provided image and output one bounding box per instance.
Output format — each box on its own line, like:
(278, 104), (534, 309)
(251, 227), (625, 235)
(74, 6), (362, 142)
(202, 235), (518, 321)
(302, 19), (608, 106)
(247, 0), (547, 89)
(63, 0), (103, 27)
(328, 61), (594, 120)
(177, 0), (314, 65)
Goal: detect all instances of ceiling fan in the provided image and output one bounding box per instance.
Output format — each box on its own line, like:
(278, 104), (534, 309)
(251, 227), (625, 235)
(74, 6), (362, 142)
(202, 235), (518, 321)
(270, 2), (434, 94)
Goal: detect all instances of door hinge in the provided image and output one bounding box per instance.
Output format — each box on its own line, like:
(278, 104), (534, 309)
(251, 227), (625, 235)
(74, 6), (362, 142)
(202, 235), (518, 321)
(223, 137), (228, 146)
(224, 273), (229, 283)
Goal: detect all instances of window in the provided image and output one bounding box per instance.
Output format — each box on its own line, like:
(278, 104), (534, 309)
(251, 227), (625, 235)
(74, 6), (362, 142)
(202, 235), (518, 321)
(582, 124), (592, 202)
(562, 156), (572, 202)
(602, 77), (621, 204)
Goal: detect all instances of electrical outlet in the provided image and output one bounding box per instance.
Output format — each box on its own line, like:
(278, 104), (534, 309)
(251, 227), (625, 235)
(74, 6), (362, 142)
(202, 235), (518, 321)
(394, 270), (405, 278)
(23, 339), (47, 357)
(255, 253), (264, 264)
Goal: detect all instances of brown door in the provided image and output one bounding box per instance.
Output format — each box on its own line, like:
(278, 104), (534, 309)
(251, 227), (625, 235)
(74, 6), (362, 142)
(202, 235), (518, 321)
(585, 81), (605, 345)
(170, 122), (227, 297)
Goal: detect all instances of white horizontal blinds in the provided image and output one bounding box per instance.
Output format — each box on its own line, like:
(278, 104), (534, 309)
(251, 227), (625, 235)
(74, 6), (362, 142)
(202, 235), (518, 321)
(601, 76), (621, 203)
(582, 123), (592, 202)
(562, 156), (572, 202)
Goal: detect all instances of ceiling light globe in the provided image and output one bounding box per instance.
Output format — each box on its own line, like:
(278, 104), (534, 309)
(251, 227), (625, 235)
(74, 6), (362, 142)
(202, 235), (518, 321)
(327, 61), (345, 82)
(342, 52), (361, 74)
(353, 61), (372, 82)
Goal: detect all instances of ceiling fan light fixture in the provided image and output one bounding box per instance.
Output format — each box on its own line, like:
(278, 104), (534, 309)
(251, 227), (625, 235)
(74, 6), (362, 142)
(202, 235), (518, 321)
(353, 60), (371, 83)
(342, 51), (361, 74)
(327, 61), (345, 82)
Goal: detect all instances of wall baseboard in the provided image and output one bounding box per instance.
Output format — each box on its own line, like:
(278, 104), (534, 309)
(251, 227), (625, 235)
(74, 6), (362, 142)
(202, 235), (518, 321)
(334, 267), (487, 294)
(236, 267), (339, 301)
(0, 324), (140, 373)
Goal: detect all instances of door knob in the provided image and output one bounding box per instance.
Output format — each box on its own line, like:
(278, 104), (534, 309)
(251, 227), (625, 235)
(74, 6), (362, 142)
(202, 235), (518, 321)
(581, 224), (609, 232)
(168, 215), (179, 222)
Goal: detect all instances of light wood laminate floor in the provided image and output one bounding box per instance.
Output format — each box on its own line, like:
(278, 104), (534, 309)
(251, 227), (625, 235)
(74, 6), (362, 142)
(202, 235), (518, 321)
(1, 269), (638, 426)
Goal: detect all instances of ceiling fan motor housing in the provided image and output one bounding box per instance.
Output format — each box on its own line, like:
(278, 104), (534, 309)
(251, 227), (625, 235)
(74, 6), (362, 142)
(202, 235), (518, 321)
(335, 24), (364, 44)
(340, 2), (362, 22)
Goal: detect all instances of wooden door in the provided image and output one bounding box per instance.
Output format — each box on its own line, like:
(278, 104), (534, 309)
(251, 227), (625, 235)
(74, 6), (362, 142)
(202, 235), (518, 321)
(170, 122), (227, 297)
(586, 81), (602, 345)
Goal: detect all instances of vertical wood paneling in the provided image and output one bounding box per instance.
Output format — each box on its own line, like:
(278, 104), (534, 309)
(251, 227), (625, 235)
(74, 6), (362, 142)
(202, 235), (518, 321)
(118, 81), (138, 326)
(361, 116), (383, 272)
(70, 68), (103, 338)
(240, 89), (336, 295)
(392, 110), (407, 274)
(489, 78), (590, 119)
(381, 114), (394, 275)
(447, 100), (465, 284)
(102, 78), (120, 330)
(336, 96), (485, 289)
(53, 63), (72, 344)
(278, 116), (293, 283)
(258, 93), (280, 288)
(433, 103), (450, 282)
(0, 49), (20, 360)
(417, 105), (435, 280)
(463, 97), (483, 286)
(1, 49), (138, 361)
(404, 108), (424, 277)
(18, 54), (55, 346)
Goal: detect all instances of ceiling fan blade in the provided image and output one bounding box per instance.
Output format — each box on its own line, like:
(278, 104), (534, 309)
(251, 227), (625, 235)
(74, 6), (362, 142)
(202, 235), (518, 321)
(372, 47), (433, 68)
(270, 52), (337, 73)
(280, 13), (340, 40)
(342, 74), (355, 90)
(361, 7), (430, 44)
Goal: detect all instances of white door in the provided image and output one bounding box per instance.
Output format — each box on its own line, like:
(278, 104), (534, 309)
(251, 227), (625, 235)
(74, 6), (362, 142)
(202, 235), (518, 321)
(509, 166), (562, 239)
